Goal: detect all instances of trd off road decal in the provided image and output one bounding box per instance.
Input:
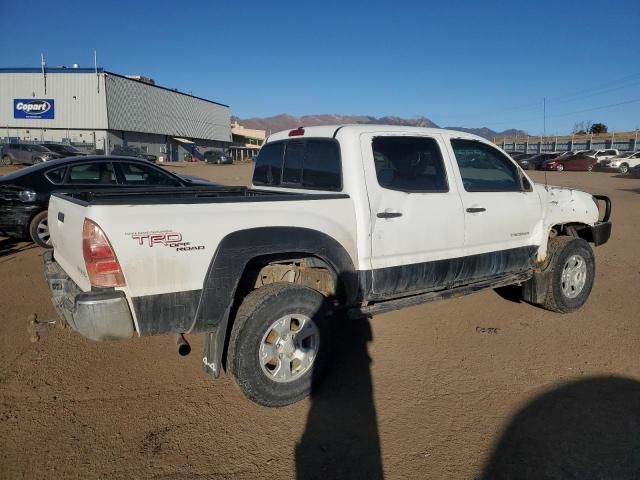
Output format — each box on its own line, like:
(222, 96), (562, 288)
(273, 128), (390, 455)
(126, 230), (205, 251)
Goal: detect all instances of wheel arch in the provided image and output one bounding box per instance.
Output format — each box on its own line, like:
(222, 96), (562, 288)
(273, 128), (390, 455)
(197, 226), (359, 378)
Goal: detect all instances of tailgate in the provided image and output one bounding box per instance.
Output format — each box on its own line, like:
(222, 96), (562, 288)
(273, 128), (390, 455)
(48, 194), (92, 292)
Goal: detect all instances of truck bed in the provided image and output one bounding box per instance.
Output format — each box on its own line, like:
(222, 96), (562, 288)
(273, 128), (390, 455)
(52, 186), (349, 206)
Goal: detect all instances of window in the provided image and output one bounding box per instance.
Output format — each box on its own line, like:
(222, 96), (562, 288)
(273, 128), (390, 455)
(451, 139), (522, 192)
(372, 136), (448, 192)
(67, 163), (116, 184)
(254, 140), (341, 191)
(45, 167), (67, 184)
(254, 142), (284, 186)
(119, 163), (181, 186)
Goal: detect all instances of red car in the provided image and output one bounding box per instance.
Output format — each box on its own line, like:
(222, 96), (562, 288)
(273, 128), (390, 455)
(542, 154), (596, 172)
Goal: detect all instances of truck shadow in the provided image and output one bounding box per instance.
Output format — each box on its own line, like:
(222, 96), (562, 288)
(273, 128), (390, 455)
(481, 376), (640, 479)
(295, 314), (384, 480)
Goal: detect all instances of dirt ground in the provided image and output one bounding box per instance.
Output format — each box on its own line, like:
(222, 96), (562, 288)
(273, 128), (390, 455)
(1, 162), (639, 479)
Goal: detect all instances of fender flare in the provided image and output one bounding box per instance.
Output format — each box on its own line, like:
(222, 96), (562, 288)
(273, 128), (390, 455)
(198, 226), (358, 377)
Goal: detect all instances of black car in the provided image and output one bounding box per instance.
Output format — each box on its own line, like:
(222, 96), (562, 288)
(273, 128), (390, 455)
(111, 145), (158, 162)
(0, 156), (213, 248)
(40, 143), (87, 157)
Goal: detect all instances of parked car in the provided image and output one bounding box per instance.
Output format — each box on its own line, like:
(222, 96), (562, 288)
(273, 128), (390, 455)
(203, 150), (232, 164)
(630, 163), (640, 178)
(509, 152), (536, 170)
(1, 143), (64, 165)
(542, 154), (597, 172)
(582, 149), (619, 165)
(43, 125), (611, 407)
(526, 152), (562, 170)
(111, 145), (158, 162)
(0, 156), (215, 248)
(40, 143), (87, 157)
(598, 151), (640, 174)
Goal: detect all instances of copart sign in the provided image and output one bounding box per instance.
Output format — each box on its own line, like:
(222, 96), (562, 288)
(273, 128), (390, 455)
(14, 99), (55, 119)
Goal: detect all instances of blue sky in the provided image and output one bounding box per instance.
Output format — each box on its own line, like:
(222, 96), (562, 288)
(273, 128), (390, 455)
(2, 0), (639, 134)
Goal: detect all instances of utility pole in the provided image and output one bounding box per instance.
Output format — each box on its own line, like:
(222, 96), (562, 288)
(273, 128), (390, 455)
(543, 97), (546, 138)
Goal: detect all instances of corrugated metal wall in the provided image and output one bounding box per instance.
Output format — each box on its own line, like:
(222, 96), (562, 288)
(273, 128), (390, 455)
(104, 74), (231, 142)
(0, 72), (108, 129)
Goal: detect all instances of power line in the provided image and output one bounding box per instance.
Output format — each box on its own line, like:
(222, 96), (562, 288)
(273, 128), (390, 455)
(548, 97), (640, 119)
(438, 71), (640, 125)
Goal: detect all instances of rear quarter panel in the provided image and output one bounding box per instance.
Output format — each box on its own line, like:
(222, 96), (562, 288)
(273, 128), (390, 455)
(88, 198), (358, 300)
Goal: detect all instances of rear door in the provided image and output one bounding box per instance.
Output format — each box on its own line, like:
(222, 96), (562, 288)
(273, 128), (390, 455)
(445, 138), (541, 269)
(362, 133), (465, 298)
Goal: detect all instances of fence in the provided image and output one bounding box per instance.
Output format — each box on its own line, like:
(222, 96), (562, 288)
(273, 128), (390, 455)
(495, 131), (639, 154)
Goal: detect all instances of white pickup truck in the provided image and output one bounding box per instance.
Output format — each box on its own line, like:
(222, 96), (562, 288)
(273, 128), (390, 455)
(44, 125), (611, 406)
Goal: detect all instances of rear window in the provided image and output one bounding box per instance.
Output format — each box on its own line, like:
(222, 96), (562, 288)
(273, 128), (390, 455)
(253, 139), (342, 191)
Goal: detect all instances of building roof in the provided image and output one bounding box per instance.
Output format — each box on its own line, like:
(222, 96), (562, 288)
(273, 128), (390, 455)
(0, 67), (229, 108)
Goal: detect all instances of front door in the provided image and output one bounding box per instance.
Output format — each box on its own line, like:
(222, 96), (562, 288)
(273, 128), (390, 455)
(362, 133), (465, 299)
(445, 138), (542, 273)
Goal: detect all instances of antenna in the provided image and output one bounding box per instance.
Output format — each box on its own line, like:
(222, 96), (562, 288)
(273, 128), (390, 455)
(40, 53), (47, 94)
(94, 50), (99, 93)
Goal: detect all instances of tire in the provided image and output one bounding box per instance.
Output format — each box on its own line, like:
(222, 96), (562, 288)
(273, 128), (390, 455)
(29, 210), (52, 248)
(587, 164), (594, 172)
(556, 164), (564, 172)
(228, 282), (333, 407)
(1, 155), (12, 166)
(619, 163), (629, 174)
(541, 237), (595, 314)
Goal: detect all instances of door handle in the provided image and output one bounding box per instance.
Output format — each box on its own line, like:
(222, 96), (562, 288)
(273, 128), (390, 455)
(466, 207), (486, 213)
(377, 210), (403, 219)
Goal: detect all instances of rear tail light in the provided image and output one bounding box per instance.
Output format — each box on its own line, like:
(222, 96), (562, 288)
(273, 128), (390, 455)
(82, 218), (125, 287)
(288, 127), (305, 137)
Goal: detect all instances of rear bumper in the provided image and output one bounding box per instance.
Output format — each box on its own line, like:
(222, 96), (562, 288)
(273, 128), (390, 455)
(43, 250), (135, 341)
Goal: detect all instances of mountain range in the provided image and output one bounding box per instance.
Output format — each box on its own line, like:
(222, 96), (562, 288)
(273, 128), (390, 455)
(231, 114), (526, 140)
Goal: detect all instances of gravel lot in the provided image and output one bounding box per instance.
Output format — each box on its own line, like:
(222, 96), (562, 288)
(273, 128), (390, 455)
(1, 162), (639, 479)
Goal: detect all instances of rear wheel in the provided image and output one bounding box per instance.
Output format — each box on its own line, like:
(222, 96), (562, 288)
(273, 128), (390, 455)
(541, 237), (595, 313)
(587, 164), (594, 172)
(619, 163), (629, 174)
(228, 283), (332, 407)
(29, 210), (52, 248)
(0, 155), (12, 166)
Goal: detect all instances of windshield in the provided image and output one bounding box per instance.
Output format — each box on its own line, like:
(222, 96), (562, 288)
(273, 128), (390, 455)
(30, 145), (50, 152)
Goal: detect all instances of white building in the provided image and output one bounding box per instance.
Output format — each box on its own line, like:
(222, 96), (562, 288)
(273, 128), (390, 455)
(0, 67), (232, 161)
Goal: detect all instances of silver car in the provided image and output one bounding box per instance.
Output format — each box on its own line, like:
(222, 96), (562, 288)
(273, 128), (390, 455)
(1, 143), (63, 165)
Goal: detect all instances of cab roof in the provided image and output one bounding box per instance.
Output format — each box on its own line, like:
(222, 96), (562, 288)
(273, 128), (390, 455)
(266, 124), (491, 143)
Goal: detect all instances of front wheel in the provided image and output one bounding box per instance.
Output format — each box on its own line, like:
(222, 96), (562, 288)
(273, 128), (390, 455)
(541, 237), (595, 313)
(228, 283), (333, 407)
(29, 210), (52, 248)
(619, 163), (629, 174)
(587, 164), (594, 172)
(0, 155), (12, 166)
(556, 164), (564, 172)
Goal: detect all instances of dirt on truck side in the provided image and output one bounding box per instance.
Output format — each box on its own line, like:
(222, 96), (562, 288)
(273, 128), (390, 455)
(1, 163), (639, 479)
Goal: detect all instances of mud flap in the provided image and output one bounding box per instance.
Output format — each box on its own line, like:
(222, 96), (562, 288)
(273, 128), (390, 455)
(521, 268), (551, 305)
(202, 321), (228, 378)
